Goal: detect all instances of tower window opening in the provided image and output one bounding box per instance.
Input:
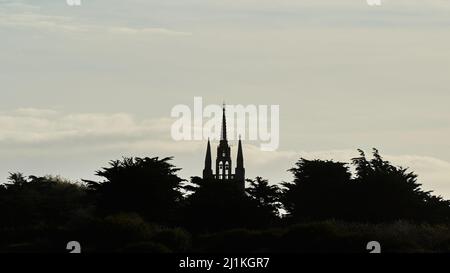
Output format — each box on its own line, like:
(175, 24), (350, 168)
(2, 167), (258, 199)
(225, 162), (230, 179)
(219, 162), (224, 179)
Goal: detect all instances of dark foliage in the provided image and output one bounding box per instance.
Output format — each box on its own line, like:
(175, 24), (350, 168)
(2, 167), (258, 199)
(281, 149), (450, 223)
(182, 177), (277, 232)
(1, 150), (450, 252)
(0, 173), (87, 228)
(83, 157), (185, 224)
(281, 159), (352, 221)
(246, 177), (282, 217)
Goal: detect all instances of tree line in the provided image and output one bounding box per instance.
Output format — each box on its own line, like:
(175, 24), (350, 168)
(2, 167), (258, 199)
(1, 148), (450, 252)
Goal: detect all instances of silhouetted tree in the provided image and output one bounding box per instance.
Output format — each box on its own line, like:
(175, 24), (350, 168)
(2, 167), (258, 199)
(83, 157), (185, 224)
(4, 173), (28, 188)
(0, 173), (87, 228)
(281, 149), (450, 223)
(281, 159), (352, 222)
(0, 173), (88, 252)
(183, 177), (272, 232)
(351, 149), (450, 222)
(246, 177), (281, 217)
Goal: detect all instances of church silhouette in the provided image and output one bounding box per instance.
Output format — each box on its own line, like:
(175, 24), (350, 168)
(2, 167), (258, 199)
(202, 105), (245, 192)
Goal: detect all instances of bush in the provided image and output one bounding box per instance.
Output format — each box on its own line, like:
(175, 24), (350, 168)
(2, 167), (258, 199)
(78, 213), (157, 252)
(151, 228), (192, 252)
(196, 228), (280, 253)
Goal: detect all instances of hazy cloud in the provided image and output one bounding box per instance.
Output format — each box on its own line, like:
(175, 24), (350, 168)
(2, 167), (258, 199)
(0, 108), (173, 143)
(0, 1), (191, 36)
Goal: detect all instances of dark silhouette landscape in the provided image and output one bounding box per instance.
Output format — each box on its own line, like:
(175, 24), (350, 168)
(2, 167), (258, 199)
(1, 148), (450, 253)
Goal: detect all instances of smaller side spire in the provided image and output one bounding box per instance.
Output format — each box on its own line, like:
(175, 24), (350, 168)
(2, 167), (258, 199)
(203, 138), (213, 179)
(235, 135), (245, 192)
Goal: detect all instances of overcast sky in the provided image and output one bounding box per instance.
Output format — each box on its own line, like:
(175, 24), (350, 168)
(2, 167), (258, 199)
(1, 0), (450, 197)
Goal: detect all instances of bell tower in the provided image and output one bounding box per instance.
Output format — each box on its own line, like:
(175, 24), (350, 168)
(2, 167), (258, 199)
(216, 104), (232, 180)
(202, 103), (245, 191)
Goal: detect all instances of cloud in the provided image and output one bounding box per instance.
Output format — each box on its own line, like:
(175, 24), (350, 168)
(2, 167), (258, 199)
(13, 108), (58, 117)
(384, 154), (450, 198)
(0, 12), (89, 32)
(107, 26), (191, 36)
(0, 108), (173, 144)
(0, 3), (191, 36)
(0, 1), (40, 11)
(0, 12), (191, 36)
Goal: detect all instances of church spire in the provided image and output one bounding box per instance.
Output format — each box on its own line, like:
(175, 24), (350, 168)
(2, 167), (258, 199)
(235, 135), (245, 191)
(236, 135), (244, 168)
(203, 138), (213, 179)
(220, 103), (227, 142)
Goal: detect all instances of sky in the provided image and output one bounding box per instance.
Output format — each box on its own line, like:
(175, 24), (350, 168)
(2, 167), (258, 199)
(1, 0), (450, 197)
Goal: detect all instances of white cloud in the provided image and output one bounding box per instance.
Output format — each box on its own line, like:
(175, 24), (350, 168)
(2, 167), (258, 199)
(0, 12), (89, 32)
(13, 108), (58, 117)
(0, 6), (191, 36)
(0, 1), (40, 11)
(107, 26), (191, 36)
(0, 108), (173, 143)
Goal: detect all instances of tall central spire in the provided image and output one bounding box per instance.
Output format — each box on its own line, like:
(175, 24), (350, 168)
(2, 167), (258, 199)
(220, 102), (227, 142)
